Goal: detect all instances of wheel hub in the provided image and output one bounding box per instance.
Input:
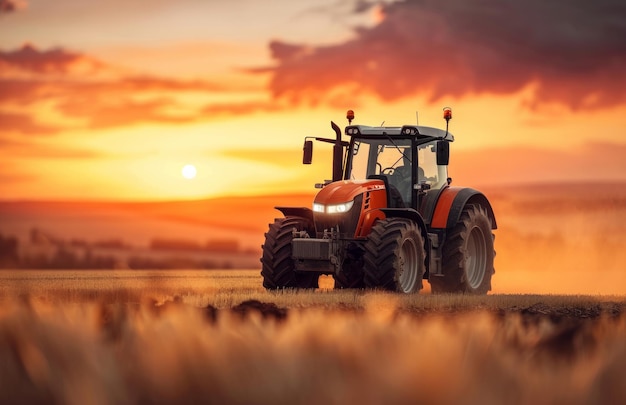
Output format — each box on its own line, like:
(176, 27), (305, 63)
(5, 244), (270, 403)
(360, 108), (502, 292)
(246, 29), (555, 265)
(465, 225), (487, 289)
(398, 237), (418, 293)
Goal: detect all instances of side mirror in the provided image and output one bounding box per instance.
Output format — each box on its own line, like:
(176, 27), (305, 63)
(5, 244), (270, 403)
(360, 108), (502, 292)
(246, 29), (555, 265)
(303, 140), (313, 164)
(436, 141), (449, 166)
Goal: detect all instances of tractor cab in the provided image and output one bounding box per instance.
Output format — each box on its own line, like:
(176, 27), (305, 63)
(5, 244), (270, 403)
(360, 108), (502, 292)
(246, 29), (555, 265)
(343, 126), (453, 209)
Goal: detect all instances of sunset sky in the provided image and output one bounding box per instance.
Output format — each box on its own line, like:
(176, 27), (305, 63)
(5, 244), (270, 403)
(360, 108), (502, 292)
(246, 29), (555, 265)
(2, 0), (625, 201)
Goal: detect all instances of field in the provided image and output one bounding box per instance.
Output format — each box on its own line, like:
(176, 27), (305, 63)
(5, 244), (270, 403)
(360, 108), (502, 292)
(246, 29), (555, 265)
(1, 270), (625, 405)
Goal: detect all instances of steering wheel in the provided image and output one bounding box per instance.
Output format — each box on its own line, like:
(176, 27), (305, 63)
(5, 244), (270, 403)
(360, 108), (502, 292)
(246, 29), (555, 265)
(381, 167), (395, 175)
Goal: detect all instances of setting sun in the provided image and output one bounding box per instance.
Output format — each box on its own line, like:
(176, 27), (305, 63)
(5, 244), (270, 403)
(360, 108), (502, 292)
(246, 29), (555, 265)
(182, 164), (197, 179)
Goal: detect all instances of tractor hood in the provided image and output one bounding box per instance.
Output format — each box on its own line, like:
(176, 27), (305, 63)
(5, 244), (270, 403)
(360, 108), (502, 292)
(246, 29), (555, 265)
(314, 179), (385, 205)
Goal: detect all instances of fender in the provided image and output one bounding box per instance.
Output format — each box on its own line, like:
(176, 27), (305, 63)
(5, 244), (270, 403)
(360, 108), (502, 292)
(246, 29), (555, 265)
(355, 208), (386, 238)
(275, 206), (314, 225)
(420, 185), (448, 225)
(430, 187), (497, 230)
(381, 207), (430, 245)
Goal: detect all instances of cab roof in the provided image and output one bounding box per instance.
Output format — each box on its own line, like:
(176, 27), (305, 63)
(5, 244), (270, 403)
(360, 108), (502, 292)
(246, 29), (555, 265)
(345, 125), (454, 141)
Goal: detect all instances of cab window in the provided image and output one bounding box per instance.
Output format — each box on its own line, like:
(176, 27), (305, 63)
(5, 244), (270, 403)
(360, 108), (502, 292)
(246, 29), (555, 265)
(418, 141), (447, 189)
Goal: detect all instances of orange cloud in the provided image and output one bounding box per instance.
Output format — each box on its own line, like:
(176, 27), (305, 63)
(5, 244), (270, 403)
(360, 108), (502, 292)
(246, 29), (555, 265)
(0, 112), (59, 135)
(0, 137), (103, 159)
(261, 0), (626, 109)
(202, 101), (283, 116)
(55, 96), (193, 129)
(0, 44), (269, 135)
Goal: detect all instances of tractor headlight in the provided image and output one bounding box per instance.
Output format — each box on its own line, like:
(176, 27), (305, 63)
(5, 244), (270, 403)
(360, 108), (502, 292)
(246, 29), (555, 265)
(313, 200), (355, 214)
(326, 201), (354, 214)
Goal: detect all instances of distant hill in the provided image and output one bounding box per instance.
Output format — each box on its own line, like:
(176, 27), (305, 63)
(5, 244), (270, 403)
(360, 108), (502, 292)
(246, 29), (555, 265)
(0, 193), (316, 251)
(1, 182), (625, 248)
(1, 182), (624, 291)
(0, 194), (323, 270)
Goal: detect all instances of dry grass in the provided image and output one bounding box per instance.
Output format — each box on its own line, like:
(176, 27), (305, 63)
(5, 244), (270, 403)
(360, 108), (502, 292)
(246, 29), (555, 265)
(1, 270), (626, 404)
(2, 270), (623, 314)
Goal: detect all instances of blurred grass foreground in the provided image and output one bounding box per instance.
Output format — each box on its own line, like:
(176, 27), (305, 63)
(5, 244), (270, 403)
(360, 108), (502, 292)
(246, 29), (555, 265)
(1, 284), (625, 404)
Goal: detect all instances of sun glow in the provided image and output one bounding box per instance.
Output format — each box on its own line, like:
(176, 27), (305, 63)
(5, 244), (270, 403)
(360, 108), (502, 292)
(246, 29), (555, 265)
(182, 164), (197, 179)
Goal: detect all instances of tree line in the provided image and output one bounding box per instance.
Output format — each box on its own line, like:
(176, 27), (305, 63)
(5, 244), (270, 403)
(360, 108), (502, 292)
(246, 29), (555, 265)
(0, 230), (245, 270)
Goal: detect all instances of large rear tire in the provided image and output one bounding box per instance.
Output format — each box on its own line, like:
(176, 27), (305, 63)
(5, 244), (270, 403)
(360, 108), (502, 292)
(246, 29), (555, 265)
(363, 218), (426, 293)
(260, 217), (319, 289)
(430, 204), (495, 294)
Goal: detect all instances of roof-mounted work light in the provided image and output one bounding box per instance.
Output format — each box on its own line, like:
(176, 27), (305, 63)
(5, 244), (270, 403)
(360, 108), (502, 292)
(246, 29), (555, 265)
(401, 126), (420, 136)
(345, 126), (361, 135)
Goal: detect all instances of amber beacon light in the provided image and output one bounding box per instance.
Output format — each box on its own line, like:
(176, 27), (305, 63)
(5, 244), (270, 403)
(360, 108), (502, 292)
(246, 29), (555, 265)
(443, 107), (452, 122)
(346, 109), (355, 124)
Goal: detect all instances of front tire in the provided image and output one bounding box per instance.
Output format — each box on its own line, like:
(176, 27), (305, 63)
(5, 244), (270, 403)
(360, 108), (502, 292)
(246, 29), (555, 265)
(333, 244), (365, 289)
(333, 272), (364, 289)
(430, 204), (495, 294)
(363, 218), (426, 293)
(260, 217), (319, 289)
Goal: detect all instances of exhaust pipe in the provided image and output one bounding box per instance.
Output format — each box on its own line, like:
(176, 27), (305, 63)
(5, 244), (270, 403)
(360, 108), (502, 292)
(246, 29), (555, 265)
(331, 121), (343, 182)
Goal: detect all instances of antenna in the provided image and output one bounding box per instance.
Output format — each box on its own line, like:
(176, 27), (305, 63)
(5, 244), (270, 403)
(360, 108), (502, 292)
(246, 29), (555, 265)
(416, 111), (419, 125)
(380, 121), (385, 126)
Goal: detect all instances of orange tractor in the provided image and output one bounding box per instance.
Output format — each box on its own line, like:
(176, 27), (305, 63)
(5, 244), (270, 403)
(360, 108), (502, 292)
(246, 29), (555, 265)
(261, 108), (496, 294)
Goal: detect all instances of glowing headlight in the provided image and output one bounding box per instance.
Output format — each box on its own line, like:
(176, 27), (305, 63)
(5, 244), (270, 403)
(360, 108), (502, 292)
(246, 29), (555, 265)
(326, 201), (354, 214)
(313, 203), (325, 213)
(313, 200), (355, 213)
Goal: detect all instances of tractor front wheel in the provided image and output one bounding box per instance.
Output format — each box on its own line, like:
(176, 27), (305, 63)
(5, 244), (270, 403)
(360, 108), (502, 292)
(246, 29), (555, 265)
(333, 264), (365, 289)
(333, 244), (365, 289)
(260, 217), (319, 289)
(430, 204), (495, 294)
(363, 218), (426, 293)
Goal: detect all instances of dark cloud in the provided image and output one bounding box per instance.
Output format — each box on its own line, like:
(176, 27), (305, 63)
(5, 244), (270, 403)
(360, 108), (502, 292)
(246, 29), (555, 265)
(263, 0), (626, 109)
(351, 0), (378, 14)
(0, 0), (24, 14)
(0, 43), (100, 73)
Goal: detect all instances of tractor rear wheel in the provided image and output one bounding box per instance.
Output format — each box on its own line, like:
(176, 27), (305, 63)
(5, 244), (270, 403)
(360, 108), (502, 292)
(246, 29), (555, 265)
(430, 204), (495, 294)
(261, 217), (319, 289)
(363, 218), (425, 293)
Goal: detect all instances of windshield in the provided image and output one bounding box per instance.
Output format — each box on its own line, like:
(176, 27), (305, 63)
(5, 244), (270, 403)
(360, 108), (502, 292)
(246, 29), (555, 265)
(349, 139), (411, 180)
